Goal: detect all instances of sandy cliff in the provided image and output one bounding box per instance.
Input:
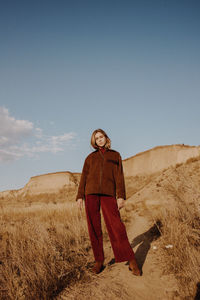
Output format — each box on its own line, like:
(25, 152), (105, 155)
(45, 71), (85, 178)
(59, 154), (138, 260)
(22, 171), (80, 195)
(0, 172), (80, 199)
(1, 144), (199, 198)
(123, 144), (200, 177)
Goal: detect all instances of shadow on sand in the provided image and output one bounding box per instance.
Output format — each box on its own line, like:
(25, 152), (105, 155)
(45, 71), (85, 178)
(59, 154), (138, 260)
(194, 282), (200, 300)
(108, 221), (162, 271)
(128, 220), (162, 272)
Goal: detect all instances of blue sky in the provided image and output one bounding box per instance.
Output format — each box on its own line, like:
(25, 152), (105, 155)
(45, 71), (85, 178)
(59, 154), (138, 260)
(0, 0), (200, 191)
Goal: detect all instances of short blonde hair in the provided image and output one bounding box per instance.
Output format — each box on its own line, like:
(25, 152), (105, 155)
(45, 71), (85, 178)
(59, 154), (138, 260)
(91, 129), (111, 150)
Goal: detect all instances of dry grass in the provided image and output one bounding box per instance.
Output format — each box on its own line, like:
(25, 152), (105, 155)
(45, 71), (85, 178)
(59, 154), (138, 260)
(125, 173), (160, 199)
(154, 162), (200, 299)
(0, 184), (135, 300)
(174, 155), (200, 169)
(185, 155), (200, 164)
(0, 201), (93, 299)
(0, 186), (79, 207)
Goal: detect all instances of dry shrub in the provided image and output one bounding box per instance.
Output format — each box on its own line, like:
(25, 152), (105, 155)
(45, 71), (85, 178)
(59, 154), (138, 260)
(0, 202), (92, 299)
(156, 175), (200, 299)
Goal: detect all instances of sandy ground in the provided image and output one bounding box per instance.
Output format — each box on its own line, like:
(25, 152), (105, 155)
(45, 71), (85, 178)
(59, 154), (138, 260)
(56, 203), (180, 300)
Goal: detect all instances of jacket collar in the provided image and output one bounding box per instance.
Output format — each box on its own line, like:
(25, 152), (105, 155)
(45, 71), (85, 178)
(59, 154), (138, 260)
(98, 147), (109, 157)
(98, 146), (108, 152)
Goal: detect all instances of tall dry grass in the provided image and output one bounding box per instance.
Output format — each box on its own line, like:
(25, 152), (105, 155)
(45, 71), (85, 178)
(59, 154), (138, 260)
(0, 187), (135, 300)
(0, 202), (93, 299)
(0, 171), (161, 299)
(154, 163), (200, 299)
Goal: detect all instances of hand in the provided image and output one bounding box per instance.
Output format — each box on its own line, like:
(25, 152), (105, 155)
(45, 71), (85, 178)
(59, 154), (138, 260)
(117, 198), (125, 210)
(77, 198), (83, 210)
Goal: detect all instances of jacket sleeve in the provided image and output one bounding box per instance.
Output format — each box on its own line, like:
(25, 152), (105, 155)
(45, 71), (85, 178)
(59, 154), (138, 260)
(115, 153), (126, 200)
(76, 157), (90, 201)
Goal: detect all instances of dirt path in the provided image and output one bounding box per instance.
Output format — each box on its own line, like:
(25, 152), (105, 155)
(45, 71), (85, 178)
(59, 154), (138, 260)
(56, 206), (180, 300)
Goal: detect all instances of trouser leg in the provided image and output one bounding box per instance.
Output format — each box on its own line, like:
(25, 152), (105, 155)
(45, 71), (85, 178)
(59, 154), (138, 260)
(100, 195), (135, 262)
(85, 194), (104, 262)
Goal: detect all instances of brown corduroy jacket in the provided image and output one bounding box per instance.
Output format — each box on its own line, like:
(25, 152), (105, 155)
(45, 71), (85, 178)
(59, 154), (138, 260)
(76, 148), (126, 200)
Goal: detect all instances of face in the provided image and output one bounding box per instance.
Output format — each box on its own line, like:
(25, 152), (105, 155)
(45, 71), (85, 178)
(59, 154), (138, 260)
(95, 132), (106, 148)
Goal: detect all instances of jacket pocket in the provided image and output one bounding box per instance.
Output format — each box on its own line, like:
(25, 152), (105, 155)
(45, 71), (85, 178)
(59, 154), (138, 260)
(106, 158), (119, 165)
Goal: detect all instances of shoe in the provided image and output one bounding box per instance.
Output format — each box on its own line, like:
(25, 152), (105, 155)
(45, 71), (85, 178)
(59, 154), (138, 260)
(128, 259), (141, 276)
(92, 261), (104, 274)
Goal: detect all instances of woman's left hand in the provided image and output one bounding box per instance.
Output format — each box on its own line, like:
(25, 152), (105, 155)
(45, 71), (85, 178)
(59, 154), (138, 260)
(117, 198), (125, 210)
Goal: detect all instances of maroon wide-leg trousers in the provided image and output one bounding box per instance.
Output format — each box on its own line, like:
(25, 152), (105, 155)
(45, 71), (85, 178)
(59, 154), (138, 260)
(85, 194), (135, 263)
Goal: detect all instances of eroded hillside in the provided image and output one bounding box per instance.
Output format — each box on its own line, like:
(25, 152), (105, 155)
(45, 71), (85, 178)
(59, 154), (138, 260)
(1, 144), (200, 204)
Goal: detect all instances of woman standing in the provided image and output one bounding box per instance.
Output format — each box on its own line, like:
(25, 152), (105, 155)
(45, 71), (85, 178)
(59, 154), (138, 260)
(76, 129), (140, 276)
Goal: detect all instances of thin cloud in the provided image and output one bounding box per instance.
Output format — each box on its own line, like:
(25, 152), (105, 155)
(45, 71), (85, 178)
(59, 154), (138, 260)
(0, 106), (76, 162)
(0, 107), (33, 146)
(35, 127), (43, 139)
(0, 149), (23, 162)
(49, 133), (75, 145)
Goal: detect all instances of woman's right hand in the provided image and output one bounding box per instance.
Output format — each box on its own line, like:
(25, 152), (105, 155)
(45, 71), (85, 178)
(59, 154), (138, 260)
(77, 198), (83, 210)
